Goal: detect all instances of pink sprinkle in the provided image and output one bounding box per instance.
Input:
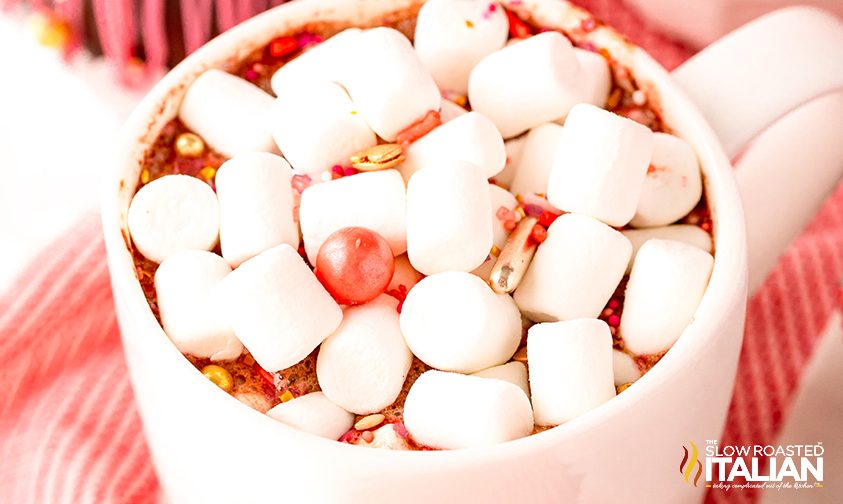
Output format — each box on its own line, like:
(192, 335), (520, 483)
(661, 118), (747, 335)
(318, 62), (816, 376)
(488, 3), (497, 12)
(244, 69), (258, 81)
(608, 315), (620, 327)
(496, 206), (511, 221)
(291, 174), (312, 193)
(511, 0), (523, 5)
(581, 18), (597, 32)
(297, 32), (324, 49)
(393, 422), (410, 440)
(331, 165), (344, 175)
(343, 167), (358, 177)
(608, 299), (620, 309)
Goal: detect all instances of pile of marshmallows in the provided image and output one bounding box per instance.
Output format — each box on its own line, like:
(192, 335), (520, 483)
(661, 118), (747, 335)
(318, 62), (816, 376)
(126, 0), (715, 449)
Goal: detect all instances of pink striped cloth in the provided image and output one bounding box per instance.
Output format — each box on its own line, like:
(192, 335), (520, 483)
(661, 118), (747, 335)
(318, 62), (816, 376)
(0, 1), (840, 503)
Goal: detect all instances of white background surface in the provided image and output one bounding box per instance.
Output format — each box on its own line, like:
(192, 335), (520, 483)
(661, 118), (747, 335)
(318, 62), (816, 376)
(0, 8), (838, 502)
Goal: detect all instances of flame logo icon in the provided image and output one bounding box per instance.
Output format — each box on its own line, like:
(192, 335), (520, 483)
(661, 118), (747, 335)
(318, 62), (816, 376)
(680, 441), (703, 486)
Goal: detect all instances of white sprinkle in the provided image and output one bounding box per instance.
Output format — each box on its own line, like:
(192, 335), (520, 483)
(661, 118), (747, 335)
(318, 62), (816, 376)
(632, 90), (647, 106)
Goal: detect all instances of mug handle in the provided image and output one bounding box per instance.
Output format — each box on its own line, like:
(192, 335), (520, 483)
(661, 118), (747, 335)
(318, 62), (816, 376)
(671, 7), (843, 293)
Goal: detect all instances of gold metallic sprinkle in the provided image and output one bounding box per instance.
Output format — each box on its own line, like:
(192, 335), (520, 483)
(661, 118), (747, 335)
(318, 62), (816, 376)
(201, 364), (234, 392)
(175, 132), (205, 158)
(350, 143), (405, 171)
(354, 413), (386, 431)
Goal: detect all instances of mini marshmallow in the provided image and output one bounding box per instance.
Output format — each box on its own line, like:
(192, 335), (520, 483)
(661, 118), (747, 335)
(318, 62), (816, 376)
(621, 239), (714, 355)
(299, 170), (407, 263)
(612, 349), (641, 386)
(414, 0), (509, 94)
(528, 319), (616, 425)
(403, 370), (533, 449)
(472, 361), (530, 398)
(399, 112), (506, 181)
(270, 29), (361, 97)
(155, 250), (242, 360)
(317, 295), (413, 415)
(214, 244), (342, 372)
(270, 81), (376, 174)
(179, 69), (276, 157)
(468, 32), (585, 138)
(266, 392), (354, 440)
(440, 99), (468, 123)
(622, 224), (713, 273)
(630, 133), (703, 227)
(400, 271), (521, 373)
(514, 213), (631, 322)
(573, 48), (611, 108)
(489, 184), (518, 250)
(406, 160), (493, 274)
(547, 104), (654, 226)
(340, 28), (441, 140)
(509, 123), (564, 196)
(127, 174), (219, 263)
(495, 135), (527, 188)
(215, 153), (299, 267)
(387, 254), (424, 292)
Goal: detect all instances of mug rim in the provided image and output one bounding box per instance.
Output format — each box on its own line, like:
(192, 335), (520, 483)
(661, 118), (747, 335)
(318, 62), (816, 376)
(101, 0), (748, 463)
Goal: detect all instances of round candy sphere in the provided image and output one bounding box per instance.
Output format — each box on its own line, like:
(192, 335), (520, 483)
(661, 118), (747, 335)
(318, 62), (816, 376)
(315, 227), (395, 305)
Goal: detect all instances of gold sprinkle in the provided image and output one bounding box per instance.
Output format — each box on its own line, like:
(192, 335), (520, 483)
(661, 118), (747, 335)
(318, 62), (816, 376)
(201, 364), (234, 392)
(515, 206), (526, 218)
(490, 245), (501, 257)
(512, 347), (528, 363)
(175, 132), (205, 158)
(350, 143), (405, 171)
(279, 390), (295, 402)
(355, 413), (385, 431)
(617, 382), (633, 394)
(140, 169), (151, 184)
(453, 95), (468, 107)
(465, 19), (474, 28)
(199, 166), (216, 181)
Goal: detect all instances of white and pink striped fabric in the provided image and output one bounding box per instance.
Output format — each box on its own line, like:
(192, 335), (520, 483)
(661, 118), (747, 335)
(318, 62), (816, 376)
(0, 1), (841, 503)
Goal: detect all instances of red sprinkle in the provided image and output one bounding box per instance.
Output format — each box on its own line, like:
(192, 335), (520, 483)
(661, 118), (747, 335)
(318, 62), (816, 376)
(268, 36), (298, 58)
(362, 431), (375, 443)
(505, 10), (532, 39)
(331, 165), (344, 175)
(343, 167), (359, 177)
(386, 285), (409, 313)
(607, 315), (621, 327)
(253, 363), (276, 388)
(701, 221), (713, 232)
(608, 299), (620, 309)
(291, 174), (312, 193)
(396, 110), (442, 146)
(530, 223), (548, 244)
(538, 210), (559, 228)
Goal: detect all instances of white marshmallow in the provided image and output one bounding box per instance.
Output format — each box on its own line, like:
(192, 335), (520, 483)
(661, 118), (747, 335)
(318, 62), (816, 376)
(612, 349), (641, 386)
(621, 239), (714, 355)
(528, 319), (616, 425)
(270, 29), (361, 97)
(400, 271), (521, 373)
(468, 32), (585, 138)
(547, 104), (654, 226)
(496, 135), (527, 187)
(509, 123), (564, 196)
(127, 174), (219, 263)
(630, 133), (703, 227)
(270, 81), (376, 174)
(414, 0), (509, 95)
(317, 295), (413, 415)
(574, 48), (611, 108)
(406, 160), (493, 275)
(404, 370), (533, 449)
(215, 153), (299, 267)
(299, 170), (407, 263)
(514, 213), (631, 322)
(266, 392), (354, 440)
(179, 69), (276, 157)
(488, 184), (518, 251)
(472, 361), (530, 397)
(155, 250), (241, 360)
(387, 254), (424, 292)
(399, 112), (506, 181)
(440, 98), (468, 123)
(214, 244), (342, 372)
(622, 224), (713, 273)
(340, 28), (441, 141)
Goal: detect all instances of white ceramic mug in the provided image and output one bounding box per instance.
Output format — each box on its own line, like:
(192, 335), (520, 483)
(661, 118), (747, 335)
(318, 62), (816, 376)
(101, 1), (843, 502)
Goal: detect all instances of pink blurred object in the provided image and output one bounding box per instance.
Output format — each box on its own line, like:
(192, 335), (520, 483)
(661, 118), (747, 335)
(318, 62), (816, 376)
(624, 0), (843, 47)
(0, 1), (841, 503)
